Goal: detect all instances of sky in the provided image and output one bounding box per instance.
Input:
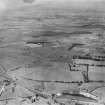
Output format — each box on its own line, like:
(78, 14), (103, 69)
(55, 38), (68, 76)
(0, 0), (104, 12)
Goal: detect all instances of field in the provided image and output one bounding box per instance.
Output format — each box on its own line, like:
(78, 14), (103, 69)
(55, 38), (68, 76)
(0, 1), (105, 105)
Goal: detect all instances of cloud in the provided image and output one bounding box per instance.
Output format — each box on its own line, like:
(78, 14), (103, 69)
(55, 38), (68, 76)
(22, 0), (35, 3)
(35, 0), (105, 10)
(0, 0), (6, 10)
